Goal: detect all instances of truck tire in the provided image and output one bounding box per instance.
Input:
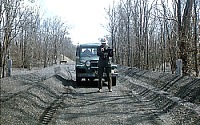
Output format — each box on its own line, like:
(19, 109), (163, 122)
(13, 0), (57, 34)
(112, 77), (116, 86)
(76, 72), (81, 85)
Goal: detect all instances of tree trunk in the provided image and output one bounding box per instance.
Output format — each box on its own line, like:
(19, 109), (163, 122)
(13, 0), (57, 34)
(177, 0), (193, 75)
(193, 0), (199, 76)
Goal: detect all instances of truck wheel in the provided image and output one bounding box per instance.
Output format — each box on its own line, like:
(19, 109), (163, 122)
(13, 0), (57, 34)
(76, 77), (81, 85)
(76, 73), (81, 85)
(112, 77), (116, 86)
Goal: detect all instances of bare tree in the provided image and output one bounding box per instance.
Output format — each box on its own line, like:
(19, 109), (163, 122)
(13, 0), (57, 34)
(106, 0), (199, 77)
(40, 17), (73, 67)
(105, 1), (118, 63)
(177, 0), (196, 76)
(193, 0), (199, 76)
(0, 0), (75, 78)
(1, 0), (22, 77)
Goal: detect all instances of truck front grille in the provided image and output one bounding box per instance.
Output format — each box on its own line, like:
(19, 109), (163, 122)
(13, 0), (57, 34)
(90, 60), (98, 68)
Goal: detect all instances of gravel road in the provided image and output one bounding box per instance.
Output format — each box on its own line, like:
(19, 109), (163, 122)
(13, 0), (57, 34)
(1, 63), (199, 125)
(51, 81), (166, 125)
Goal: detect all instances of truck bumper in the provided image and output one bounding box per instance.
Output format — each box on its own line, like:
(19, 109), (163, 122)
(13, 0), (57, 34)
(77, 73), (118, 78)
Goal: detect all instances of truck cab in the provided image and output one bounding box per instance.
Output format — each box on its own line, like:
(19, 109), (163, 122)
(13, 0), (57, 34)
(75, 43), (118, 86)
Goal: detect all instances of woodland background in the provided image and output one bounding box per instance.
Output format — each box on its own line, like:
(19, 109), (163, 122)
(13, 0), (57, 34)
(1, 0), (200, 78)
(0, 0), (76, 78)
(105, 0), (200, 76)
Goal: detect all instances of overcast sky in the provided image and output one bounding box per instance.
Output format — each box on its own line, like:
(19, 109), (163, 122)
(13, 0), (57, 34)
(39, 0), (116, 44)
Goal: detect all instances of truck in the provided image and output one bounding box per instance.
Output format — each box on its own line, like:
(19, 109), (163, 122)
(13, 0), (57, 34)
(75, 43), (118, 86)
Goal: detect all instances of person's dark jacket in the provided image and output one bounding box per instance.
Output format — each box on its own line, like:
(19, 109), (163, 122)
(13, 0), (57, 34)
(97, 44), (112, 67)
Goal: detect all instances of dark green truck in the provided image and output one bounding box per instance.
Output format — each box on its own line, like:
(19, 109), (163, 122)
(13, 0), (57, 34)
(75, 43), (118, 86)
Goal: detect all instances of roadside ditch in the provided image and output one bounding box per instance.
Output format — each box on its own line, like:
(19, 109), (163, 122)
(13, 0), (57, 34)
(1, 64), (199, 125)
(0, 65), (75, 125)
(118, 66), (200, 125)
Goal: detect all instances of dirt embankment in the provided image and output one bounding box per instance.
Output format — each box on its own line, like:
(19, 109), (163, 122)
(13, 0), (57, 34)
(119, 66), (200, 105)
(0, 65), (75, 125)
(118, 66), (200, 125)
(0, 64), (199, 125)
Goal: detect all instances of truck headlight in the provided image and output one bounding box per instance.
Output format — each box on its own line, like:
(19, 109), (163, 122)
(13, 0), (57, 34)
(114, 69), (118, 73)
(85, 61), (91, 67)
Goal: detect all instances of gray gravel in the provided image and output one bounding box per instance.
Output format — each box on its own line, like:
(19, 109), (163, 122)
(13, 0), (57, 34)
(1, 63), (199, 125)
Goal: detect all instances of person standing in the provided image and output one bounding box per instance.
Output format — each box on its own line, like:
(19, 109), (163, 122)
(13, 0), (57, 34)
(97, 38), (113, 92)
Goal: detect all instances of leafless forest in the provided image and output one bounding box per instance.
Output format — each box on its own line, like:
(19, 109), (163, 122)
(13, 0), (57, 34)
(105, 0), (200, 76)
(1, 0), (200, 78)
(0, 0), (76, 78)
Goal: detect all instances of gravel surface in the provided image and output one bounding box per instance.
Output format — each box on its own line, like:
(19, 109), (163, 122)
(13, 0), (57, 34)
(1, 63), (199, 125)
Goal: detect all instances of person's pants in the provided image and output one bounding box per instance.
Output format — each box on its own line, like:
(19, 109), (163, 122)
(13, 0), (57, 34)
(98, 67), (112, 90)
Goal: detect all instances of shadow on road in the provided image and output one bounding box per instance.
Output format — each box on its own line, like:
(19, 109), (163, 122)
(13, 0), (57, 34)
(76, 80), (108, 88)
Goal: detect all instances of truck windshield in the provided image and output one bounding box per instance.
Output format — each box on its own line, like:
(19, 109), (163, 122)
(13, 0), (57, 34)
(81, 47), (97, 57)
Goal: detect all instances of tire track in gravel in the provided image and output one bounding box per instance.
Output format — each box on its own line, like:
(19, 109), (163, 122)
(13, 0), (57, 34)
(2, 64), (198, 125)
(38, 65), (76, 125)
(118, 68), (200, 125)
(1, 64), (76, 125)
(49, 80), (166, 125)
(48, 64), (199, 125)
